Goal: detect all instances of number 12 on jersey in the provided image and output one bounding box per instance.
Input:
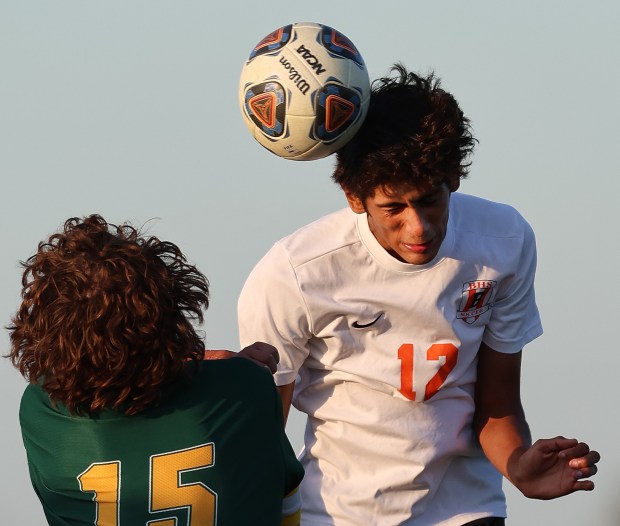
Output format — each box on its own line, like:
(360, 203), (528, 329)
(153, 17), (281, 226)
(398, 343), (458, 401)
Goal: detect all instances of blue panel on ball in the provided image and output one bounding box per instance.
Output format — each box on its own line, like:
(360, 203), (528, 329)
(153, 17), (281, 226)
(248, 25), (293, 60)
(319, 25), (365, 67)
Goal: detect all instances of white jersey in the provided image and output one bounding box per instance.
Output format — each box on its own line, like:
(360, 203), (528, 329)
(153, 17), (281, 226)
(238, 192), (543, 526)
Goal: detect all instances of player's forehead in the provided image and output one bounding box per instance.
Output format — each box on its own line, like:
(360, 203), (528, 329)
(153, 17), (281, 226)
(370, 182), (444, 203)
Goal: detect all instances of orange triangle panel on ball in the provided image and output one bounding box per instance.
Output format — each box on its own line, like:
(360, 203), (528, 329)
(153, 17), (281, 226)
(255, 28), (284, 51)
(325, 95), (355, 132)
(249, 93), (277, 129)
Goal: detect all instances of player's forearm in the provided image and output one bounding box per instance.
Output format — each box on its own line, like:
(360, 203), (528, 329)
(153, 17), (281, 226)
(475, 412), (532, 484)
(474, 345), (533, 485)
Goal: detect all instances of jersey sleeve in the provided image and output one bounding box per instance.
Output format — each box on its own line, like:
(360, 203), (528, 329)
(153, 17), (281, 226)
(238, 242), (312, 386)
(482, 216), (543, 353)
(281, 486), (301, 526)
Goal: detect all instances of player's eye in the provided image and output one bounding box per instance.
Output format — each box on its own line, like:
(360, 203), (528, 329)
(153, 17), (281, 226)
(419, 197), (439, 207)
(385, 206), (404, 215)
(417, 193), (442, 207)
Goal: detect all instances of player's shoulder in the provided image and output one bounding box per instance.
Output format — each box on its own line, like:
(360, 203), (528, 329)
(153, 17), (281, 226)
(20, 381), (56, 414)
(194, 358), (277, 400)
(19, 382), (79, 428)
(19, 382), (45, 413)
(197, 356), (273, 380)
(273, 207), (360, 267)
(451, 192), (534, 239)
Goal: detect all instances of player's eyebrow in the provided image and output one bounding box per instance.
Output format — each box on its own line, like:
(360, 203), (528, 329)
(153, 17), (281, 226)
(375, 198), (406, 208)
(377, 187), (443, 208)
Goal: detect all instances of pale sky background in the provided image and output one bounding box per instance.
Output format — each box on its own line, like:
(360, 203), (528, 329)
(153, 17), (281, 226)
(1, 1), (618, 524)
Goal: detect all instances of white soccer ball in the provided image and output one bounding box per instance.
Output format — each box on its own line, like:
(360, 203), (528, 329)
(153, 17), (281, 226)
(238, 22), (371, 161)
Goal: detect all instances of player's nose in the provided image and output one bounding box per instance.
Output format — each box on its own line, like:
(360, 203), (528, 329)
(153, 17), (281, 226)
(404, 207), (428, 238)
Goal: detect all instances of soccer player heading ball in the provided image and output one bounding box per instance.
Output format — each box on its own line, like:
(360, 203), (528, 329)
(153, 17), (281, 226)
(9, 215), (303, 525)
(238, 63), (600, 525)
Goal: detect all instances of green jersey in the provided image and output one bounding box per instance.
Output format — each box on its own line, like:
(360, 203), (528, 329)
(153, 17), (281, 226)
(19, 358), (304, 526)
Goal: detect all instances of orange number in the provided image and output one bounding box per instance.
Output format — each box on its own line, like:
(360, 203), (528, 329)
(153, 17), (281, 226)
(398, 343), (459, 401)
(424, 343), (458, 400)
(398, 343), (416, 400)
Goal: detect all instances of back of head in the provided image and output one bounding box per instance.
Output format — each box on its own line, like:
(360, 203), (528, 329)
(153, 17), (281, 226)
(333, 63), (477, 201)
(8, 215), (210, 415)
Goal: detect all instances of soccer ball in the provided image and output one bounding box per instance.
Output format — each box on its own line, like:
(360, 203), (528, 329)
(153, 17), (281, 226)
(238, 22), (370, 161)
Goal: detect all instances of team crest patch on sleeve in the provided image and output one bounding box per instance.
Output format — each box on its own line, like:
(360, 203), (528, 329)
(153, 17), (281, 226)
(457, 280), (497, 324)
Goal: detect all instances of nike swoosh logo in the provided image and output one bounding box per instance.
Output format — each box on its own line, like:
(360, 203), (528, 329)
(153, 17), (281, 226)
(352, 313), (383, 329)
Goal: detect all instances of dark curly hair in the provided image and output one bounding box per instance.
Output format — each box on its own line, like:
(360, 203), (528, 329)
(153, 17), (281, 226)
(333, 63), (477, 202)
(8, 215), (209, 416)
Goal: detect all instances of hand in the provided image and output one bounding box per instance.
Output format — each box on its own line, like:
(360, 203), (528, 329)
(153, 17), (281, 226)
(203, 343), (280, 374)
(509, 436), (600, 499)
(237, 342), (280, 374)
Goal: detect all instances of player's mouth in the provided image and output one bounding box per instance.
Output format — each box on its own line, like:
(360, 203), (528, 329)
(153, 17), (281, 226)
(403, 240), (434, 253)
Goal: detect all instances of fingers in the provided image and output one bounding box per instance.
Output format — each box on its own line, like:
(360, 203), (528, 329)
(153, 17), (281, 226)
(251, 342), (280, 364)
(572, 480), (595, 492)
(561, 441), (601, 488)
(536, 436), (601, 489)
(259, 351), (279, 374)
(554, 439), (601, 470)
(538, 436), (578, 452)
(540, 437), (598, 463)
(568, 451), (600, 487)
(568, 450), (601, 469)
(558, 442), (600, 466)
(238, 342), (280, 373)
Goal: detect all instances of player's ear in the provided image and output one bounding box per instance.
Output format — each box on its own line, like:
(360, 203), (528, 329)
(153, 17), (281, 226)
(344, 189), (366, 214)
(447, 177), (460, 192)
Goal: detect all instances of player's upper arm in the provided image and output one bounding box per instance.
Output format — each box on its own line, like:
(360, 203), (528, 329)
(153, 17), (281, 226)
(277, 382), (295, 426)
(474, 342), (526, 435)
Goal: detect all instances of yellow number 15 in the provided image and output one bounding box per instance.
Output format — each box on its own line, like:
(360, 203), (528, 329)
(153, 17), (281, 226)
(77, 443), (216, 526)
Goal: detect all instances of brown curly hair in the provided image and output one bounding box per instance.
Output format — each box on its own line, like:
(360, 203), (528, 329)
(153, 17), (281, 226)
(333, 63), (477, 202)
(8, 215), (210, 416)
